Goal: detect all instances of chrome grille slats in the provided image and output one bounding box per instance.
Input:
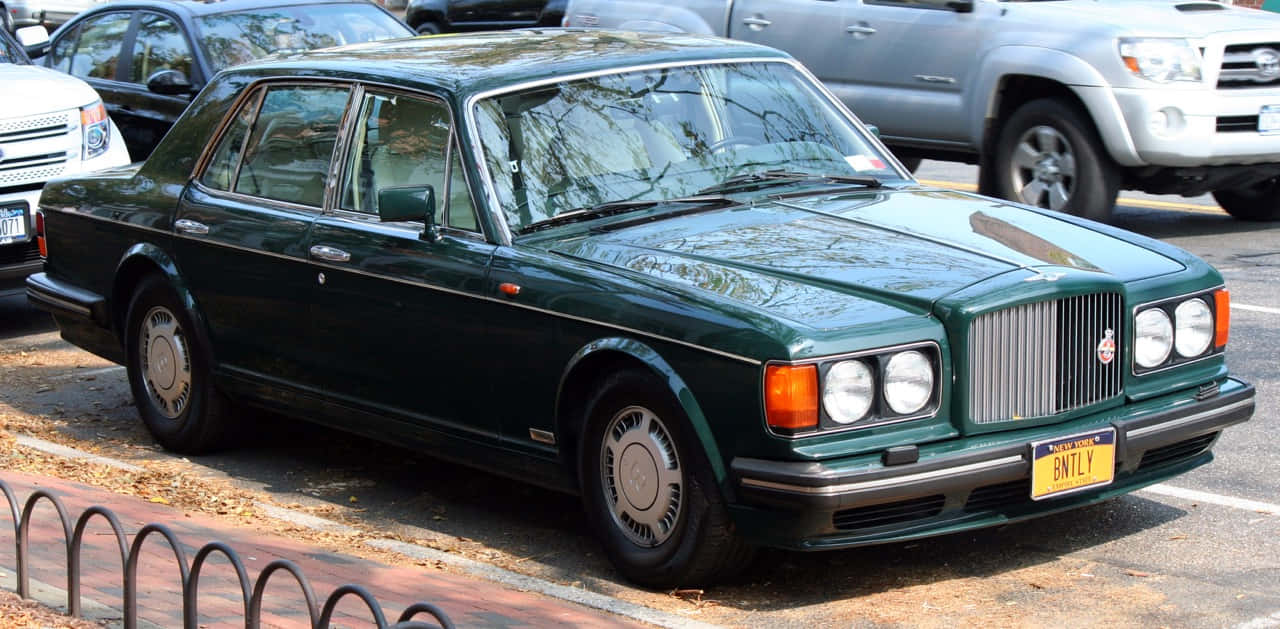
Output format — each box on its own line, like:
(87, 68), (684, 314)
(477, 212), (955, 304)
(969, 293), (1121, 424)
(0, 110), (75, 191)
(1217, 43), (1280, 89)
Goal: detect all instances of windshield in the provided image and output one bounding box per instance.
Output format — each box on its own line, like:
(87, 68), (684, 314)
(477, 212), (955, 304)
(474, 61), (905, 234)
(196, 4), (412, 73)
(0, 29), (31, 65)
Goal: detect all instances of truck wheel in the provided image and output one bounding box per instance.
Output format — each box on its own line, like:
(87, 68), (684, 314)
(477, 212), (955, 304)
(415, 21), (440, 34)
(1212, 178), (1280, 221)
(124, 275), (231, 454)
(579, 370), (754, 588)
(994, 99), (1119, 222)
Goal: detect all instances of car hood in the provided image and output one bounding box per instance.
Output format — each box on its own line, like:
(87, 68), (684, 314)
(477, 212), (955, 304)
(1005, 0), (1280, 37)
(547, 188), (1184, 330)
(0, 64), (101, 117)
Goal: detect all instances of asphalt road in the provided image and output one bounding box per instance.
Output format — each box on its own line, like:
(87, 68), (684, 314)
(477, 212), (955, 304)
(1, 171), (1277, 627)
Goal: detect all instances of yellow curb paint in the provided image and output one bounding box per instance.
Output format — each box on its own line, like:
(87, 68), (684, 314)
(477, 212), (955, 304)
(915, 179), (1226, 215)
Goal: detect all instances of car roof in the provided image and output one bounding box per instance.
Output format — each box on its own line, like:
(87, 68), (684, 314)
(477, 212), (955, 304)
(80, 0), (381, 18)
(229, 29), (793, 97)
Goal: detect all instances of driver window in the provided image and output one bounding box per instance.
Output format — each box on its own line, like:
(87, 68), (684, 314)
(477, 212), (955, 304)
(130, 12), (194, 85)
(341, 92), (460, 224)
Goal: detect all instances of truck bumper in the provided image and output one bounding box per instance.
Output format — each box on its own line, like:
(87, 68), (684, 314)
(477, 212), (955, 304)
(1111, 85), (1280, 167)
(729, 378), (1254, 550)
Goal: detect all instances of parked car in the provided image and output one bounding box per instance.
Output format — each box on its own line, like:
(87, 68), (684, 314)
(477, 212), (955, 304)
(0, 25), (129, 294)
(26, 30), (1254, 587)
(2, 0), (107, 33)
(565, 0), (1280, 222)
(405, 0), (564, 34)
(28, 0), (414, 160)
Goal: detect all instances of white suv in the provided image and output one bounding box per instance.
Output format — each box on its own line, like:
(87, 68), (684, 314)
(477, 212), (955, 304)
(1, 25), (129, 292)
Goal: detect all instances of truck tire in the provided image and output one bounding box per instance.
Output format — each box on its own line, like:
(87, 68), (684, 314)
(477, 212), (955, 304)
(993, 98), (1119, 222)
(416, 21), (440, 34)
(1212, 179), (1280, 221)
(579, 369), (755, 587)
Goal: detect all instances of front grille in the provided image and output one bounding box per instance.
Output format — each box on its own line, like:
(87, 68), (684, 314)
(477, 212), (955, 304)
(0, 112), (70, 140)
(1138, 432), (1218, 470)
(969, 292), (1123, 424)
(1217, 43), (1280, 89)
(1217, 115), (1258, 133)
(832, 495), (944, 530)
(0, 240), (39, 266)
(0, 111), (73, 190)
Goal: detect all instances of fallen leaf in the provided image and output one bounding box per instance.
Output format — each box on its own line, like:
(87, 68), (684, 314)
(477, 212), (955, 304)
(149, 496), (169, 504)
(1125, 569), (1152, 578)
(349, 495), (359, 503)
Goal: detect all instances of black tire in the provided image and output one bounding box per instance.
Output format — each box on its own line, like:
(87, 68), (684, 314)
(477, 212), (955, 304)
(1213, 178), (1280, 221)
(415, 21), (440, 35)
(993, 98), (1119, 222)
(579, 370), (754, 588)
(124, 274), (231, 454)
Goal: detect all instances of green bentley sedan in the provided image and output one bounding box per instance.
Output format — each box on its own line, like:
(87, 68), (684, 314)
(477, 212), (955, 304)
(26, 30), (1255, 587)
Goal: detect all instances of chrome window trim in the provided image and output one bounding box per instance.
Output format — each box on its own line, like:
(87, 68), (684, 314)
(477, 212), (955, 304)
(463, 56), (909, 247)
(188, 179), (328, 216)
(761, 340), (943, 440)
(1130, 285), (1225, 377)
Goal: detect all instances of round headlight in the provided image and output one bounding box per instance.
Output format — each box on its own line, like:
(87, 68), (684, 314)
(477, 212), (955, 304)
(884, 350), (934, 415)
(1174, 298), (1213, 358)
(1135, 308), (1173, 368)
(823, 360), (874, 424)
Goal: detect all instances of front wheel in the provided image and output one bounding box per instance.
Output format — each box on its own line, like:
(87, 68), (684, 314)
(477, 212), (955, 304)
(993, 98), (1119, 222)
(1213, 178), (1280, 221)
(124, 275), (231, 454)
(579, 370), (754, 588)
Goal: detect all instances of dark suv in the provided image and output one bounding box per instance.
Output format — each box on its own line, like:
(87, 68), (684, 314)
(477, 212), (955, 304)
(405, 0), (564, 34)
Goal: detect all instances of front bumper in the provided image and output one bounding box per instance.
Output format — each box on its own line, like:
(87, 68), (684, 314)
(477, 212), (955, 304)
(729, 378), (1253, 550)
(1112, 86), (1280, 167)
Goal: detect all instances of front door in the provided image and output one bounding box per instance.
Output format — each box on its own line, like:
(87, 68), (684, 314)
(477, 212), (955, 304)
(304, 89), (500, 440)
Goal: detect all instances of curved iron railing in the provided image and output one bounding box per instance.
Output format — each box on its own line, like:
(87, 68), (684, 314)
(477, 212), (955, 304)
(0, 478), (454, 629)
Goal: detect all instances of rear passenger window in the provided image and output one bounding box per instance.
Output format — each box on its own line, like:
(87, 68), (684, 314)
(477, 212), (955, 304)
(201, 90), (259, 192)
(233, 85), (350, 207)
(68, 12), (132, 80)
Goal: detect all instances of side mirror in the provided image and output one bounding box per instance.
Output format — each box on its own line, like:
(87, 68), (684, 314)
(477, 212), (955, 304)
(864, 124), (880, 138)
(15, 25), (50, 58)
(377, 185), (440, 240)
(146, 69), (195, 96)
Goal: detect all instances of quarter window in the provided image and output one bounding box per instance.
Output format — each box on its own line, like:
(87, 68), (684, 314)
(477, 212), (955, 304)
(200, 89), (259, 192)
(130, 13), (195, 84)
(67, 12), (132, 80)
(233, 85), (350, 207)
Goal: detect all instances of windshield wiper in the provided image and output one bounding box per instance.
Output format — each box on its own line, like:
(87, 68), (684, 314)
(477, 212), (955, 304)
(518, 195), (732, 234)
(697, 169), (882, 195)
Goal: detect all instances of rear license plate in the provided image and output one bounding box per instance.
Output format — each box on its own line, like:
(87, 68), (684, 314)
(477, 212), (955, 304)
(1260, 105), (1280, 135)
(1030, 428), (1116, 500)
(0, 204), (29, 246)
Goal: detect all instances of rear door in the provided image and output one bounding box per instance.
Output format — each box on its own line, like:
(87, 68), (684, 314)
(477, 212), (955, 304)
(175, 81), (352, 385)
(447, 0), (545, 30)
(303, 87), (501, 440)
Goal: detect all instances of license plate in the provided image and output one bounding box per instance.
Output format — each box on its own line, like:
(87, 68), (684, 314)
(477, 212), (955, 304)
(0, 204), (28, 246)
(1260, 105), (1280, 135)
(1030, 428), (1116, 500)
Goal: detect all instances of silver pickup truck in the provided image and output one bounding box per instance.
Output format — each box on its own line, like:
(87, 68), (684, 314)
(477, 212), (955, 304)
(565, 0), (1280, 222)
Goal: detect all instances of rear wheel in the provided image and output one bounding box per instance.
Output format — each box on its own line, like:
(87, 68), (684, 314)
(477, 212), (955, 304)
(993, 98), (1119, 222)
(124, 275), (231, 454)
(579, 370), (754, 588)
(1213, 178), (1280, 221)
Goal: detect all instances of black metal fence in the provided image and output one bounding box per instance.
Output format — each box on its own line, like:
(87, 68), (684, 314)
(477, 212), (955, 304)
(0, 478), (455, 628)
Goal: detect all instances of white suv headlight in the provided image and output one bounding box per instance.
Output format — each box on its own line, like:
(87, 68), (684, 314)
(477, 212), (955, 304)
(1118, 38), (1202, 83)
(80, 101), (111, 160)
(1134, 308), (1174, 368)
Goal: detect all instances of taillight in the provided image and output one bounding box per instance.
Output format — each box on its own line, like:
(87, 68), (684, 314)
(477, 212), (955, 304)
(35, 210), (47, 259)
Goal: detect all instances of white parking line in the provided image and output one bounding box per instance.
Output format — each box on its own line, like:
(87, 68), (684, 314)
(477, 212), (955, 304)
(1140, 484), (1280, 515)
(1236, 609), (1280, 629)
(1234, 303), (1280, 316)
(49, 365), (125, 382)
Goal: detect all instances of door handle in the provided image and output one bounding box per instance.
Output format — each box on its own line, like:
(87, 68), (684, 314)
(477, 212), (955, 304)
(309, 245), (351, 263)
(742, 16), (771, 29)
(846, 25), (877, 35)
(174, 219), (209, 235)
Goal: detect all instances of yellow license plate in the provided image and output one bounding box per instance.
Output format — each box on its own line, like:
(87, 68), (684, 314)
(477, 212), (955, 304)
(1030, 428), (1116, 500)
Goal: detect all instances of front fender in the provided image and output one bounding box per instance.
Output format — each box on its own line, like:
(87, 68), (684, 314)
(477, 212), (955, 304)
(557, 337), (728, 482)
(971, 46), (1142, 166)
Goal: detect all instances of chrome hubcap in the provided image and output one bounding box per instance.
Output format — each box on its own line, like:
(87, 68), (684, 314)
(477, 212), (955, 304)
(1010, 125), (1076, 211)
(600, 406), (682, 547)
(139, 306), (191, 419)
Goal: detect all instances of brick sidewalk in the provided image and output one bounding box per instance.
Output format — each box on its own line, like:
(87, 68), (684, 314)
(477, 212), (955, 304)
(0, 471), (642, 628)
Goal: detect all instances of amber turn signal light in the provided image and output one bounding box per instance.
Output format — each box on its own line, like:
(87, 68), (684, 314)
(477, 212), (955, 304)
(1214, 289), (1229, 348)
(765, 364), (818, 432)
